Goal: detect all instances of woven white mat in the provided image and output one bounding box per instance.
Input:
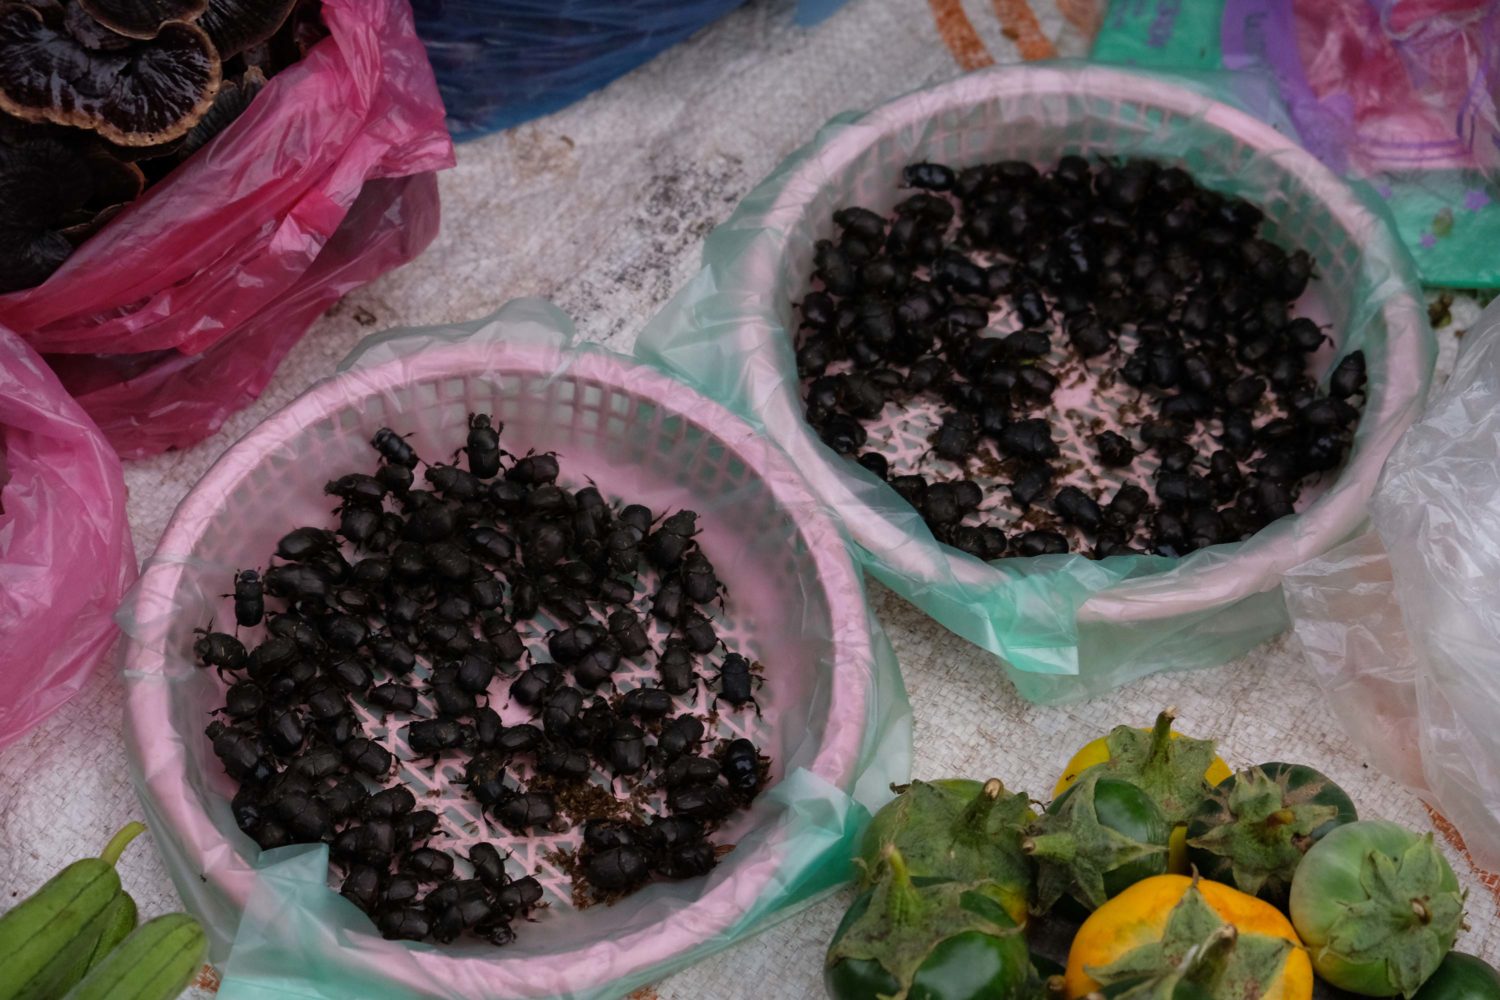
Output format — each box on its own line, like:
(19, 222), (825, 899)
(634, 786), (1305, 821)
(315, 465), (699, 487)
(1, 0), (1492, 996)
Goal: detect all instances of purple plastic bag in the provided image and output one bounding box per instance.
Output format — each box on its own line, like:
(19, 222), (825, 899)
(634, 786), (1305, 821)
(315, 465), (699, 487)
(0, 0), (455, 459)
(0, 325), (136, 751)
(1222, 0), (1500, 179)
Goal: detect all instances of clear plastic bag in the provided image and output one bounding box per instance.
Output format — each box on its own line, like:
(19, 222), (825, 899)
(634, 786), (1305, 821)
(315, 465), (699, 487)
(0, 0), (454, 459)
(120, 300), (912, 999)
(636, 62), (1433, 703)
(1286, 295), (1500, 871)
(0, 324), (135, 751)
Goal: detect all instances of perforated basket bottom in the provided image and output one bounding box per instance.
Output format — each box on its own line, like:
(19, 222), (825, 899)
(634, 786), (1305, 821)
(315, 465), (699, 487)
(216, 471), (775, 917)
(800, 215), (1346, 557)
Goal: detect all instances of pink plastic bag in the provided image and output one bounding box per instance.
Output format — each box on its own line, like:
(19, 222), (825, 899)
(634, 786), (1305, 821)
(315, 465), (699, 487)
(0, 325), (136, 751)
(1288, 0), (1499, 177)
(0, 0), (454, 459)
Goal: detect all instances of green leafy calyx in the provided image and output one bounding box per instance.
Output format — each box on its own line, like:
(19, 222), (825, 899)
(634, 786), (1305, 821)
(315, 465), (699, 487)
(1320, 834), (1465, 998)
(1025, 771), (1166, 911)
(828, 846), (1018, 999)
(864, 778), (1036, 908)
(1098, 709), (1217, 829)
(1087, 880), (1294, 1000)
(1188, 766), (1341, 897)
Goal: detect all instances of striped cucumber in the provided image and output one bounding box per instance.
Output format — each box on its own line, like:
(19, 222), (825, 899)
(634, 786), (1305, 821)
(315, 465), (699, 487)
(62, 914), (208, 1000)
(5, 905), (116, 1000)
(83, 892), (138, 971)
(0, 823), (146, 1000)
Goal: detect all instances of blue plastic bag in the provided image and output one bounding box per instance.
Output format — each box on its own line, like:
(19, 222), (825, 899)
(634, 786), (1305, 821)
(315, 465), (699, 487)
(414, 0), (847, 140)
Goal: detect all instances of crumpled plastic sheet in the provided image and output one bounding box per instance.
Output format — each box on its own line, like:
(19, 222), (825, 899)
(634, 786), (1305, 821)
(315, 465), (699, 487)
(1091, 0), (1500, 287)
(412, 0), (849, 141)
(636, 61), (1434, 704)
(119, 299), (913, 999)
(1286, 295), (1500, 873)
(1244, 0), (1500, 180)
(1221, 0), (1500, 287)
(0, 324), (136, 751)
(0, 0), (455, 459)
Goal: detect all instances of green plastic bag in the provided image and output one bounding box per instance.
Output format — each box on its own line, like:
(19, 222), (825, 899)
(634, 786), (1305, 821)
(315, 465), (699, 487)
(1093, 0), (1500, 288)
(120, 299), (913, 999)
(635, 62), (1433, 703)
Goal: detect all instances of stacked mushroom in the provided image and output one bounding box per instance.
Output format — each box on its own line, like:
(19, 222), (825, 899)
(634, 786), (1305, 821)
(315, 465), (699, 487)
(0, 0), (322, 293)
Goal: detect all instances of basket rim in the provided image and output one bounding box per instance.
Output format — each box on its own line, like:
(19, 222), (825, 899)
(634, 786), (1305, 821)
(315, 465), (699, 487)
(121, 339), (875, 995)
(728, 63), (1429, 628)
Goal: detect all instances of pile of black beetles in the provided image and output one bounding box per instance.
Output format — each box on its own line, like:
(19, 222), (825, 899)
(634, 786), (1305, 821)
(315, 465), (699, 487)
(797, 156), (1368, 558)
(198, 415), (768, 945)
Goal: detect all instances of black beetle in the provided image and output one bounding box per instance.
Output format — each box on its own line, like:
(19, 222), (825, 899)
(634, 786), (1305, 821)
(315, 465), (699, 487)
(573, 643), (622, 690)
(932, 412), (978, 462)
(651, 577), (688, 624)
(666, 783), (733, 822)
(547, 623), (604, 664)
(403, 719), (472, 756)
(262, 564), (329, 605)
(607, 609), (651, 658)
(536, 745), (591, 781)
(997, 419), (1059, 461)
(377, 907), (430, 942)
(401, 847), (455, 883)
(677, 609), (719, 655)
(646, 511), (699, 570)
(510, 662), (562, 707)
(372, 428), (418, 468)
(362, 785), (417, 820)
(1013, 530), (1069, 557)
(619, 686), (674, 720)
(469, 842), (509, 890)
(660, 755), (720, 789)
(343, 738), (393, 778)
(194, 630), (247, 673)
(465, 413), (504, 478)
(494, 791), (556, 832)
(604, 721), (647, 775)
(232, 571), (264, 627)
(715, 654), (759, 714)
(655, 714), (704, 760)
(506, 452), (560, 486)
(584, 845), (650, 893)
(1093, 431), (1135, 468)
(341, 865), (382, 913)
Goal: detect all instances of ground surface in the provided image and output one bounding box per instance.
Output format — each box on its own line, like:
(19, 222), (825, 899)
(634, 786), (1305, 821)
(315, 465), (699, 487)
(1, 1), (1494, 997)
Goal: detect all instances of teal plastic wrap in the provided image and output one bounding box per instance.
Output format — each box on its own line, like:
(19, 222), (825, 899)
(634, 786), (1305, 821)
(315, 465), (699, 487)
(636, 62), (1434, 703)
(120, 299), (912, 999)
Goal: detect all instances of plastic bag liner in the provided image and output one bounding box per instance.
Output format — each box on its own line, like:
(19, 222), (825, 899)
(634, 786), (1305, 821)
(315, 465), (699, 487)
(119, 299), (912, 999)
(0, 0), (454, 459)
(1091, 0), (1500, 288)
(1285, 295), (1500, 872)
(0, 324), (136, 751)
(413, 0), (849, 141)
(636, 62), (1434, 704)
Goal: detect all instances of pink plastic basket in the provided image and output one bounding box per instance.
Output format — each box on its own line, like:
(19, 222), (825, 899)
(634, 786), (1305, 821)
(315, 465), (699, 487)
(121, 332), (880, 996)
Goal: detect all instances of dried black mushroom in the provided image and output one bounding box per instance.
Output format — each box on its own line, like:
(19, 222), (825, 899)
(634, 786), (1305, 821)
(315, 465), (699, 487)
(0, 0), (317, 293)
(161, 64), (264, 165)
(197, 0), (297, 58)
(0, 131), (144, 292)
(0, 2), (221, 146)
(77, 0), (207, 39)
